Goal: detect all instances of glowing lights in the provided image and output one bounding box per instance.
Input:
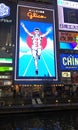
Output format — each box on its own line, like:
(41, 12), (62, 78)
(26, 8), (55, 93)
(0, 3), (10, 18)
(57, 0), (78, 8)
(57, 0), (78, 31)
(62, 72), (71, 78)
(0, 58), (12, 64)
(60, 54), (78, 70)
(0, 66), (13, 72)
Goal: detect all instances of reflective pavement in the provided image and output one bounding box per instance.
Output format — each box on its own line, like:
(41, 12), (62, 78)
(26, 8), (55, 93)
(0, 110), (78, 130)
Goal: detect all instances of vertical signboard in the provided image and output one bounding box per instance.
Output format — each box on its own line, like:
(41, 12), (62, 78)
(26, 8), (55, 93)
(14, 2), (58, 84)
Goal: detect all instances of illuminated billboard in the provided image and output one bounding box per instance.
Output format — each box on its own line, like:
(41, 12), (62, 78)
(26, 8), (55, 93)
(0, 66), (13, 72)
(14, 2), (58, 83)
(60, 54), (78, 70)
(0, 1), (16, 24)
(59, 31), (78, 50)
(62, 71), (71, 78)
(57, 0), (78, 31)
(0, 58), (12, 64)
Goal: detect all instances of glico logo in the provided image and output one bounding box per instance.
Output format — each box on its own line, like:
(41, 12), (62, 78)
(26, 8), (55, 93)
(27, 11), (46, 19)
(0, 3), (10, 18)
(62, 55), (78, 66)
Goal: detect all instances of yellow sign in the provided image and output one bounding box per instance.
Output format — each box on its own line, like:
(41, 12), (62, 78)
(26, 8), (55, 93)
(27, 12), (47, 19)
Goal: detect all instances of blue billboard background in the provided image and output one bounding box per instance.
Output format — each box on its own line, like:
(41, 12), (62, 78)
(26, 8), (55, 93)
(60, 54), (78, 70)
(18, 20), (56, 77)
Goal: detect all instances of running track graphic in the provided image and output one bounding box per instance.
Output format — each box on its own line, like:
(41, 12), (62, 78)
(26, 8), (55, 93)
(18, 49), (56, 77)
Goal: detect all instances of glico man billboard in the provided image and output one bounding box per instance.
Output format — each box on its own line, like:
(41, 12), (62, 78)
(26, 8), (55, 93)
(14, 2), (58, 84)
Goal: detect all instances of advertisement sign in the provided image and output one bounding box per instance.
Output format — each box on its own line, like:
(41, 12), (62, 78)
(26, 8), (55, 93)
(59, 31), (78, 50)
(60, 54), (78, 70)
(57, 0), (78, 31)
(0, 58), (12, 64)
(0, 1), (16, 24)
(0, 66), (13, 72)
(62, 71), (71, 78)
(14, 2), (58, 83)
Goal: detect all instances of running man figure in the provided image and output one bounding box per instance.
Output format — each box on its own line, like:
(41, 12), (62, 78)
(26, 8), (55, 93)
(21, 22), (52, 74)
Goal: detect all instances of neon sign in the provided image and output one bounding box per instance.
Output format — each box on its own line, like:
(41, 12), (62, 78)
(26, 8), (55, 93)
(60, 54), (78, 70)
(0, 3), (10, 18)
(57, 0), (78, 31)
(27, 12), (47, 19)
